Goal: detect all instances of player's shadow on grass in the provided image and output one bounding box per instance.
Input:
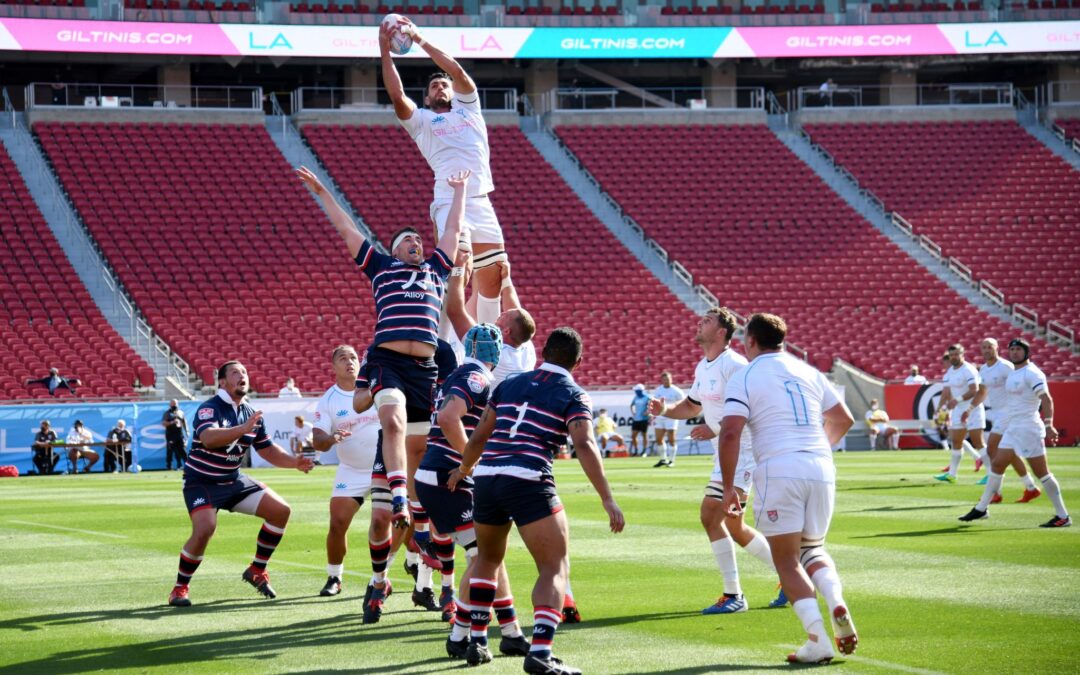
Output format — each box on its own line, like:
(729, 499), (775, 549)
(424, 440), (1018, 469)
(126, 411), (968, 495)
(556, 609), (701, 632)
(624, 662), (835, 673)
(0, 611), (458, 674)
(838, 483), (928, 492)
(851, 525), (1031, 538)
(854, 504), (956, 513)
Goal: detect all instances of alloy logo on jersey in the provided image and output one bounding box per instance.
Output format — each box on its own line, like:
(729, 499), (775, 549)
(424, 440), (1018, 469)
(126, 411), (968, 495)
(400, 271), (430, 291)
(767, 510), (778, 522)
(335, 482), (347, 490)
(192, 497), (206, 507)
(336, 409), (348, 417)
(198, 408), (215, 420)
(467, 372), (486, 394)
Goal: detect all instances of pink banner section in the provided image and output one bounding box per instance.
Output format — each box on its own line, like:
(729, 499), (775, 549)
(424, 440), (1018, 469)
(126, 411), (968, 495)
(0, 17), (238, 55)
(738, 24), (956, 57)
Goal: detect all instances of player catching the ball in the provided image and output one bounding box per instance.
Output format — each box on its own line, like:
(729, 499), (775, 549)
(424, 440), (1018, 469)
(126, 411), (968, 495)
(379, 15), (511, 328)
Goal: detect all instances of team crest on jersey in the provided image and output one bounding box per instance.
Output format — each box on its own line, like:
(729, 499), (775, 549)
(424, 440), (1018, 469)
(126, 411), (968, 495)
(467, 372), (486, 394)
(198, 408), (215, 420)
(767, 510), (778, 523)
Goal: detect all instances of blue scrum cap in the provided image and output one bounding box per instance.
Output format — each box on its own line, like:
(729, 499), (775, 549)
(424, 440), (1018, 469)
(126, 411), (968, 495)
(464, 323), (503, 368)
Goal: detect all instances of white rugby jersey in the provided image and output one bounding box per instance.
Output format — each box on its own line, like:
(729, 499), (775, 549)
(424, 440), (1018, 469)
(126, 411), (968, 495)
(687, 349), (753, 459)
(1003, 362), (1049, 428)
(492, 339), (536, 386)
(652, 384), (685, 406)
(400, 92), (494, 199)
(979, 358), (1014, 412)
(313, 384), (380, 469)
(943, 361), (980, 402)
(722, 352), (842, 463)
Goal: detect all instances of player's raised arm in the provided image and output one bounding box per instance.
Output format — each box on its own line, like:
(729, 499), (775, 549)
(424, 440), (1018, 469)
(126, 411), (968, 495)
(497, 260), (522, 311)
(568, 418), (625, 533)
(399, 18), (477, 95)
(379, 22), (418, 121)
(296, 166), (366, 259)
(446, 247), (477, 341)
(648, 394), (699, 421)
(435, 169), (470, 257)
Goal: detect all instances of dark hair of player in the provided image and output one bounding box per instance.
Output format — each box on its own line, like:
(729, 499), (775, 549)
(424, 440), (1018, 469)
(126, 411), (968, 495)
(745, 313), (787, 350)
(542, 327), (583, 370)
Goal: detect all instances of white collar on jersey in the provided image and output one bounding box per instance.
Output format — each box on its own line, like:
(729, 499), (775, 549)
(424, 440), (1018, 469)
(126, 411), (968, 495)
(216, 388), (245, 412)
(463, 356), (494, 378)
(539, 362), (575, 383)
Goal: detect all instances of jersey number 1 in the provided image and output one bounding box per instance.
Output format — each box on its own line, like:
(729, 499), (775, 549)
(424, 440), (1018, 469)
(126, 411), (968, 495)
(509, 403), (530, 438)
(784, 381), (810, 426)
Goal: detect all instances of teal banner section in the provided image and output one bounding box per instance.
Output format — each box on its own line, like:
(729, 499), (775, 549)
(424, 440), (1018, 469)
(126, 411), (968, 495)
(516, 27), (731, 58)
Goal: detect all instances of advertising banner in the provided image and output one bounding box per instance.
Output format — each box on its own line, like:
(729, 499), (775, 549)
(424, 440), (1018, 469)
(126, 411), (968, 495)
(0, 18), (1076, 59)
(884, 381), (1080, 449)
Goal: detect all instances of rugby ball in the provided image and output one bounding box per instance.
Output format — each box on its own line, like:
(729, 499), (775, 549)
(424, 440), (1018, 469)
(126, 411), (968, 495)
(382, 13), (413, 56)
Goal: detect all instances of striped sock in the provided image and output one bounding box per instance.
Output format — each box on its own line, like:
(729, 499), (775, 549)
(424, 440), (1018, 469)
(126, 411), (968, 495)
(370, 534), (392, 583)
(388, 471), (407, 499)
(176, 549), (203, 586)
(451, 601), (471, 641)
(469, 577), (497, 646)
(252, 523), (285, 571)
(494, 596), (523, 638)
(530, 605), (562, 658)
(411, 501), (430, 546)
(433, 533), (455, 587)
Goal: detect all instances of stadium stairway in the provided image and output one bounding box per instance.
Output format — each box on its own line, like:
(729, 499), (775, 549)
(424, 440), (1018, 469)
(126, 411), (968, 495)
(1018, 112), (1080, 172)
(771, 124), (1014, 324)
(0, 115), (191, 393)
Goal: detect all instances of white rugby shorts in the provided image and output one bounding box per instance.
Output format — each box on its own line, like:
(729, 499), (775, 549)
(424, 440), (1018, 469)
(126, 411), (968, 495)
(653, 417), (678, 432)
(431, 194), (504, 245)
(998, 423), (1047, 459)
(949, 404), (985, 431)
(752, 453), (836, 540)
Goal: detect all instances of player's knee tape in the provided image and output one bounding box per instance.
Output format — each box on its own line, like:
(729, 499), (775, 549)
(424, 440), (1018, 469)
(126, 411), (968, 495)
(473, 249), (507, 270)
(799, 544), (831, 570)
(406, 421), (431, 436)
(455, 529), (478, 552)
(373, 388), (406, 409)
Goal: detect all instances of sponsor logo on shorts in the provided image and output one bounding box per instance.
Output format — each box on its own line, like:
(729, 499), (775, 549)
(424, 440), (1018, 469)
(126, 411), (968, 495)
(373, 461), (384, 473)
(198, 408), (215, 420)
(192, 497), (206, 507)
(767, 510), (778, 522)
(335, 482), (347, 489)
(743, 470), (751, 482)
(460, 508), (473, 522)
(548, 494), (562, 511)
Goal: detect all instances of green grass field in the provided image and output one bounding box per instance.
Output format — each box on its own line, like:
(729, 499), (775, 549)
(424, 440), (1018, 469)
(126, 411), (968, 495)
(1, 450), (1078, 674)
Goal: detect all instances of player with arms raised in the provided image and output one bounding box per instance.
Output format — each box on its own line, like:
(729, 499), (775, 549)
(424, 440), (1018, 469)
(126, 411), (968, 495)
(719, 314), (857, 664)
(380, 16), (510, 327)
(448, 327), (624, 674)
(168, 360), (314, 607)
(297, 165), (466, 534)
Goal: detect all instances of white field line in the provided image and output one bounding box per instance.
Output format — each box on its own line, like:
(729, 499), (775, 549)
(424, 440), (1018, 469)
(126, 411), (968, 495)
(7, 519), (128, 539)
(775, 645), (949, 675)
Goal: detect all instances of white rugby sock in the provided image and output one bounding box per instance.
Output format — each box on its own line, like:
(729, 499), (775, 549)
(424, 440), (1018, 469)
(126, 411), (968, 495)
(977, 447), (989, 465)
(1040, 473), (1069, 519)
(477, 294), (500, 324)
(810, 564), (845, 614)
(327, 563), (343, 577)
(962, 440), (979, 460)
(792, 597), (827, 642)
(417, 560), (434, 591)
(948, 450), (962, 477)
(405, 550), (418, 565)
(742, 531), (775, 570)
(976, 472), (1003, 511)
(1021, 473), (1037, 490)
(451, 602), (470, 640)
(711, 537), (741, 596)
(659, 439), (669, 461)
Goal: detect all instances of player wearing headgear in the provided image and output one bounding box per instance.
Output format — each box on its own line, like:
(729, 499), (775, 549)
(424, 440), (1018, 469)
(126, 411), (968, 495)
(966, 338), (1041, 503)
(719, 313), (857, 664)
(297, 165), (466, 536)
(448, 327), (625, 674)
(934, 344), (986, 483)
(168, 360), (314, 607)
(416, 323), (531, 660)
(649, 307), (785, 615)
(959, 338), (1070, 527)
(380, 16), (511, 328)
(310, 345), (391, 599)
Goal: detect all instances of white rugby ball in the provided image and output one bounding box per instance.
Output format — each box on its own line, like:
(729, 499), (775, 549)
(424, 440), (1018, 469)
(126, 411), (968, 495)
(382, 13), (413, 56)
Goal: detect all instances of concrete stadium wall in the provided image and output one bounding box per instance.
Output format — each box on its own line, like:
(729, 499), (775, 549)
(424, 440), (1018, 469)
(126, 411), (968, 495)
(26, 108), (264, 126)
(548, 109), (767, 126)
(292, 110), (521, 127)
(793, 106), (1018, 126)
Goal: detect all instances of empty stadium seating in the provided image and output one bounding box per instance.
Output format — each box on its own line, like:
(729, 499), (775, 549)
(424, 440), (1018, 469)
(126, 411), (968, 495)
(301, 122), (701, 386)
(1059, 117), (1080, 143)
(0, 143), (151, 400)
(804, 120), (1080, 334)
(34, 122), (377, 394)
(556, 123), (1080, 378)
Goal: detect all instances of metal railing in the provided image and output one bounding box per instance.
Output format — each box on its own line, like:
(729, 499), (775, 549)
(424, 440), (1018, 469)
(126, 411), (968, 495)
(792, 82), (1013, 109)
(1, 96), (194, 389)
(548, 87), (764, 111)
(292, 86), (518, 113)
(27, 82), (263, 111)
(1047, 80), (1080, 106)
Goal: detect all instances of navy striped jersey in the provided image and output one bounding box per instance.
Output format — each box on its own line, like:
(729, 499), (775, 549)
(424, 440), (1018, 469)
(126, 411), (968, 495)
(422, 358), (493, 472)
(474, 362), (592, 483)
(185, 389), (272, 483)
(354, 239), (452, 348)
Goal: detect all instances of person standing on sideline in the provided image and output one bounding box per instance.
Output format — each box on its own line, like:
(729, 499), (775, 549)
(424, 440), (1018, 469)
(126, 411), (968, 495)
(650, 371), (684, 467)
(629, 384), (651, 457)
(162, 400), (188, 470)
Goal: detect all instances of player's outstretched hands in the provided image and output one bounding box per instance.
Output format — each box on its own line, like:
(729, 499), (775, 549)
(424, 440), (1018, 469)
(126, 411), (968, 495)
(398, 16), (423, 42)
(296, 166), (326, 196)
(242, 411), (263, 433)
(377, 20), (392, 50)
(603, 497), (625, 534)
(447, 169), (471, 191)
(647, 397), (665, 417)
(296, 455), (315, 473)
(690, 425), (717, 441)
